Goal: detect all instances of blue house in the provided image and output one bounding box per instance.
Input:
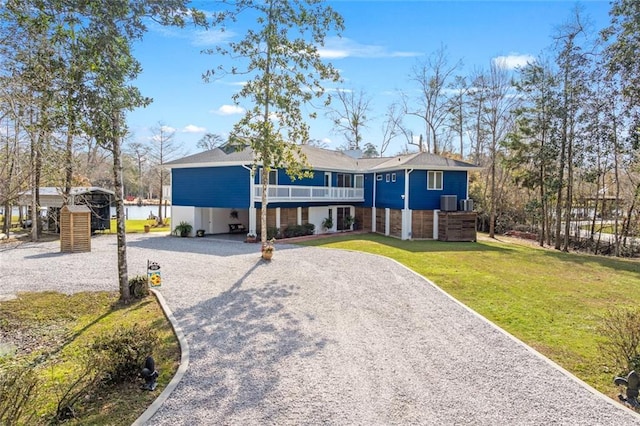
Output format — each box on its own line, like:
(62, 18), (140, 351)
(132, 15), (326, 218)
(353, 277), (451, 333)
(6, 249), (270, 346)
(164, 145), (479, 240)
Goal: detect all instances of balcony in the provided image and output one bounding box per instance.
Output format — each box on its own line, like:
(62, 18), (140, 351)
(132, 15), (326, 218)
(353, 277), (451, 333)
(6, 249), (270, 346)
(254, 185), (364, 203)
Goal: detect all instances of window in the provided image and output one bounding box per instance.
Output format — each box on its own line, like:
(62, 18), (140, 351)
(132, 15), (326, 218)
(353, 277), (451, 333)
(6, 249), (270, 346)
(337, 173), (352, 187)
(259, 169), (277, 185)
(427, 171), (443, 190)
(324, 172), (331, 187)
(391, 173), (396, 182)
(376, 175), (382, 181)
(385, 174), (390, 182)
(354, 174), (364, 188)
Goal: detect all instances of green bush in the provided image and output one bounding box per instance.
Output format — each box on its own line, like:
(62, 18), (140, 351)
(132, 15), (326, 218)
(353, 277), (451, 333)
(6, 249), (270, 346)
(303, 223), (315, 234)
(280, 223), (315, 239)
(129, 275), (150, 299)
(90, 324), (159, 384)
(266, 227), (279, 240)
(597, 308), (640, 374)
(0, 363), (38, 425)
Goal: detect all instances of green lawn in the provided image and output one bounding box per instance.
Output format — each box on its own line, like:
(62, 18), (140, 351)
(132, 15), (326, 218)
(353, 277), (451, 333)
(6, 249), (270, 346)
(298, 233), (640, 396)
(0, 292), (180, 425)
(101, 218), (172, 234)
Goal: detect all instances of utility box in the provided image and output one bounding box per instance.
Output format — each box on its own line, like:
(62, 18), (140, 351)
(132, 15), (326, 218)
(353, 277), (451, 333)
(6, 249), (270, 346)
(460, 199), (474, 211)
(60, 205), (91, 253)
(440, 195), (458, 212)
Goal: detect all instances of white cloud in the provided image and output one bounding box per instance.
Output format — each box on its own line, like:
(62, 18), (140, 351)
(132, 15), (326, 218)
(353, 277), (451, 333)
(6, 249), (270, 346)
(212, 104), (245, 115)
(160, 125), (176, 133)
(492, 54), (536, 70)
(182, 124), (206, 133)
(319, 37), (422, 60)
(192, 29), (235, 47)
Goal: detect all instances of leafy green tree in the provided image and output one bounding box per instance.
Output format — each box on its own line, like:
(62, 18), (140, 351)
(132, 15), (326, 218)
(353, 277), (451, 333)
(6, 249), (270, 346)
(205, 0), (343, 246)
(508, 60), (560, 246)
(77, 1), (205, 300)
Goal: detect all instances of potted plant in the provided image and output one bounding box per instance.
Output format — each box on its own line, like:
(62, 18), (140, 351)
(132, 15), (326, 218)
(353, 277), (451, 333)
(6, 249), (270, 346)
(343, 215), (354, 231)
(230, 210), (239, 220)
(196, 229), (205, 237)
(261, 238), (275, 260)
(321, 217), (333, 232)
(173, 221), (192, 237)
(246, 232), (257, 243)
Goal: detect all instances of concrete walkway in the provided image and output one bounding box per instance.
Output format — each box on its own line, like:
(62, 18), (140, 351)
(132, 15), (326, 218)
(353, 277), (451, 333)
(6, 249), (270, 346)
(1, 233), (639, 425)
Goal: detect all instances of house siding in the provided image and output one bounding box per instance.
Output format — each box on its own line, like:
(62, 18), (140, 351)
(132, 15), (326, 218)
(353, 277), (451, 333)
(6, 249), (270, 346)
(172, 166), (250, 208)
(276, 169), (324, 186)
(409, 170), (467, 210)
(362, 173), (375, 207)
(374, 170), (405, 209)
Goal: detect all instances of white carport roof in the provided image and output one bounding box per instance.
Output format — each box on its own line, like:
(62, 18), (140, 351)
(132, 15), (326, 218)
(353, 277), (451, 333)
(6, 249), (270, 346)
(18, 187), (114, 208)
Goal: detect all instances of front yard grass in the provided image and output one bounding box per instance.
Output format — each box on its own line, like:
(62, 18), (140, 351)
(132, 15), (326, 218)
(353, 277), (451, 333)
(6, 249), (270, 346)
(298, 233), (640, 398)
(0, 291), (180, 425)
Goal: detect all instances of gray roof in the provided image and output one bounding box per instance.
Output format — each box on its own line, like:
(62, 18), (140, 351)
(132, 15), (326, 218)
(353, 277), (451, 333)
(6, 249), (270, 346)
(165, 144), (479, 172)
(370, 152), (478, 171)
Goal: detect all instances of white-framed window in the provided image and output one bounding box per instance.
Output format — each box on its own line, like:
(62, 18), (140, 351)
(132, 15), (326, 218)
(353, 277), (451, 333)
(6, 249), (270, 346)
(376, 174), (382, 181)
(337, 173), (352, 187)
(354, 174), (364, 188)
(259, 169), (277, 185)
(427, 171), (443, 190)
(324, 172), (331, 187)
(385, 174), (390, 182)
(391, 173), (396, 182)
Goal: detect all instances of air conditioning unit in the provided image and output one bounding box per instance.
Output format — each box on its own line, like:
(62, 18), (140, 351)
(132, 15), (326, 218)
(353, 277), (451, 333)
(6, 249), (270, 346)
(440, 195), (457, 212)
(460, 199), (474, 211)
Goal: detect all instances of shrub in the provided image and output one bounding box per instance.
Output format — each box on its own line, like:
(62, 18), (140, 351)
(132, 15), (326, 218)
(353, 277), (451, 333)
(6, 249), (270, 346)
(90, 324), (159, 384)
(128, 275), (150, 299)
(597, 308), (640, 374)
(266, 227), (279, 240)
(0, 363), (38, 425)
(303, 223), (315, 235)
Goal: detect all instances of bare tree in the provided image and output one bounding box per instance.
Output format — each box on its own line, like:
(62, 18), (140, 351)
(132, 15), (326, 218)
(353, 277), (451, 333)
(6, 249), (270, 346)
(126, 141), (149, 204)
(327, 89), (372, 150)
(378, 103), (402, 156)
(483, 61), (520, 238)
(403, 45), (462, 154)
(197, 133), (225, 151)
(148, 122), (183, 225)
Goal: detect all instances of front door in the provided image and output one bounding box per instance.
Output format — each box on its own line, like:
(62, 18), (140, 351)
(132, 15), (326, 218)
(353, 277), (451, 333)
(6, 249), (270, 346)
(336, 207), (350, 231)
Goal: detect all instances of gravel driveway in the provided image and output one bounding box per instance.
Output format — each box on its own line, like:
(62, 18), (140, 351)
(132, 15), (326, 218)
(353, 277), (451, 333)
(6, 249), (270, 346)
(1, 233), (638, 425)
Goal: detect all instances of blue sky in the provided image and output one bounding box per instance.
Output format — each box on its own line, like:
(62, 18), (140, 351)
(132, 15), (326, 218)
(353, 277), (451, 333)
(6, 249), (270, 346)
(126, 0), (612, 157)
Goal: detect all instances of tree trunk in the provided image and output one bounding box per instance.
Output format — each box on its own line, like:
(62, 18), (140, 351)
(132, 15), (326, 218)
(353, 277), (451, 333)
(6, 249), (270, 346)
(261, 166), (268, 246)
(562, 124), (573, 252)
(488, 134), (496, 239)
(111, 114), (130, 302)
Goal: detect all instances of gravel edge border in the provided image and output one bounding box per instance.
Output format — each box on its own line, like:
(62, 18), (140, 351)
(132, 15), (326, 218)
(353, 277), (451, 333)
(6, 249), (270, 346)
(377, 252), (640, 421)
(132, 288), (190, 426)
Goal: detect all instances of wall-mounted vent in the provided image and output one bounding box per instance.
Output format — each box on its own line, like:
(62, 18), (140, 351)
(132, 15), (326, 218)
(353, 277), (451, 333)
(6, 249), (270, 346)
(440, 195), (457, 212)
(460, 199), (474, 211)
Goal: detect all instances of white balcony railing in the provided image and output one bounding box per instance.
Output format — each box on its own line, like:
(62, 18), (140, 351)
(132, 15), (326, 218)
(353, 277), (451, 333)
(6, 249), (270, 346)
(254, 185), (364, 202)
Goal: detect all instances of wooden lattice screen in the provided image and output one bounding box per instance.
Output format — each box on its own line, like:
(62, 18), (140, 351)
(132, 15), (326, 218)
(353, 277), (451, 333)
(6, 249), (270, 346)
(60, 205), (91, 253)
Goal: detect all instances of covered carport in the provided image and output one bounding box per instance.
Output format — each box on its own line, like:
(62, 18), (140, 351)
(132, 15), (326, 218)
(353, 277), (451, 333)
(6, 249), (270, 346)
(18, 186), (114, 233)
